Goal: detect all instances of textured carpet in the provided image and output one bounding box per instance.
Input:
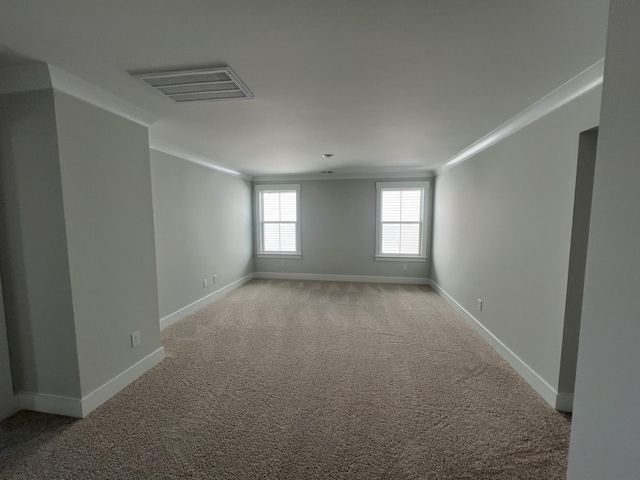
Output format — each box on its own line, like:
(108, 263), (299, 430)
(0, 279), (570, 479)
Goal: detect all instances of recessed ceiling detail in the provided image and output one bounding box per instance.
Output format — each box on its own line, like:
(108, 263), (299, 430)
(134, 67), (253, 103)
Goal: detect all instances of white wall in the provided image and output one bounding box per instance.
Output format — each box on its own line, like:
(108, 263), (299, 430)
(0, 273), (17, 421)
(54, 91), (162, 397)
(557, 128), (597, 396)
(150, 150), (254, 322)
(254, 179), (431, 281)
(0, 88), (82, 399)
(568, 1), (640, 476)
(431, 85), (601, 407)
(0, 66), (165, 417)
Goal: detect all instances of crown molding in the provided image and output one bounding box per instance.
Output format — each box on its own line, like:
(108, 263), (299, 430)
(0, 63), (157, 127)
(252, 169), (434, 182)
(437, 58), (605, 175)
(47, 65), (157, 127)
(0, 63), (52, 94)
(149, 136), (252, 181)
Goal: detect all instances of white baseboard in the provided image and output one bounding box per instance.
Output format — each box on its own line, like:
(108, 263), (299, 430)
(160, 273), (256, 330)
(17, 347), (165, 418)
(428, 280), (572, 412)
(80, 347), (165, 417)
(254, 272), (430, 285)
(17, 391), (83, 418)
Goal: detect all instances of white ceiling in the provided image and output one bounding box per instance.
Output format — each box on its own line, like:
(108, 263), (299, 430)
(0, 0), (609, 176)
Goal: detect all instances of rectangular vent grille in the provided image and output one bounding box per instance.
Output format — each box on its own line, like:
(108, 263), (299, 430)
(134, 67), (253, 103)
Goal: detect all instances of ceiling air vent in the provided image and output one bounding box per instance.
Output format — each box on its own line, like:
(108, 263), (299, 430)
(134, 66), (253, 103)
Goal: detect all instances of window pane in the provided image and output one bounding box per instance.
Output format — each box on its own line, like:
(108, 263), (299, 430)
(400, 223), (420, 254)
(381, 189), (422, 223)
(400, 190), (421, 222)
(381, 223), (401, 254)
(262, 190), (297, 223)
(263, 222), (297, 252)
(279, 223), (297, 251)
(381, 190), (402, 222)
(263, 223), (281, 251)
(279, 191), (297, 222)
(381, 223), (420, 255)
(262, 192), (281, 222)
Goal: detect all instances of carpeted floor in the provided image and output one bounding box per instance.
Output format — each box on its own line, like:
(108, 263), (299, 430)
(0, 279), (570, 479)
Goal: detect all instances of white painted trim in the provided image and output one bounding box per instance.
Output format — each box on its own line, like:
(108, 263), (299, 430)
(80, 347), (165, 417)
(254, 272), (429, 285)
(160, 273), (256, 330)
(47, 65), (157, 127)
(375, 256), (427, 262)
(376, 181), (429, 189)
(0, 63), (52, 94)
(428, 280), (570, 411)
(253, 171), (434, 182)
(149, 137), (252, 180)
(16, 347), (165, 418)
(437, 59), (605, 175)
(17, 391), (83, 418)
(255, 184), (301, 191)
(254, 184), (302, 256)
(375, 181), (430, 261)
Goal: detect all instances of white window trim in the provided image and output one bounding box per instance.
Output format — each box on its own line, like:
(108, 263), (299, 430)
(375, 180), (430, 262)
(254, 184), (301, 257)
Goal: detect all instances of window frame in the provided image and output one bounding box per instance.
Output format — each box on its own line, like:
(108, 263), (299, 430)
(254, 184), (301, 258)
(375, 181), (430, 262)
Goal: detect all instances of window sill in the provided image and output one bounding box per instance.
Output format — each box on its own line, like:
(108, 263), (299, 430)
(375, 256), (428, 262)
(257, 253), (302, 259)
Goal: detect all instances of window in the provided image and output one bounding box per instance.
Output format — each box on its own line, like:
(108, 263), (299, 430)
(255, 184), (301, 257)
(375, 181), (429, 261)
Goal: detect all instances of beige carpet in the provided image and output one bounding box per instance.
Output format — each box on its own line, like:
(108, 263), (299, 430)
(0, 279), (570, 479)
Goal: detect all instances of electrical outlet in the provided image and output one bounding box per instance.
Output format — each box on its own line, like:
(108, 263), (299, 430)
(131, 331), (141, 348)
(203, 278), (208, 288)
(403, 263), (408, 271)
(280, 260), (285, 267)
(477, 299), (483, 311)
(213, 275), (217, 284)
